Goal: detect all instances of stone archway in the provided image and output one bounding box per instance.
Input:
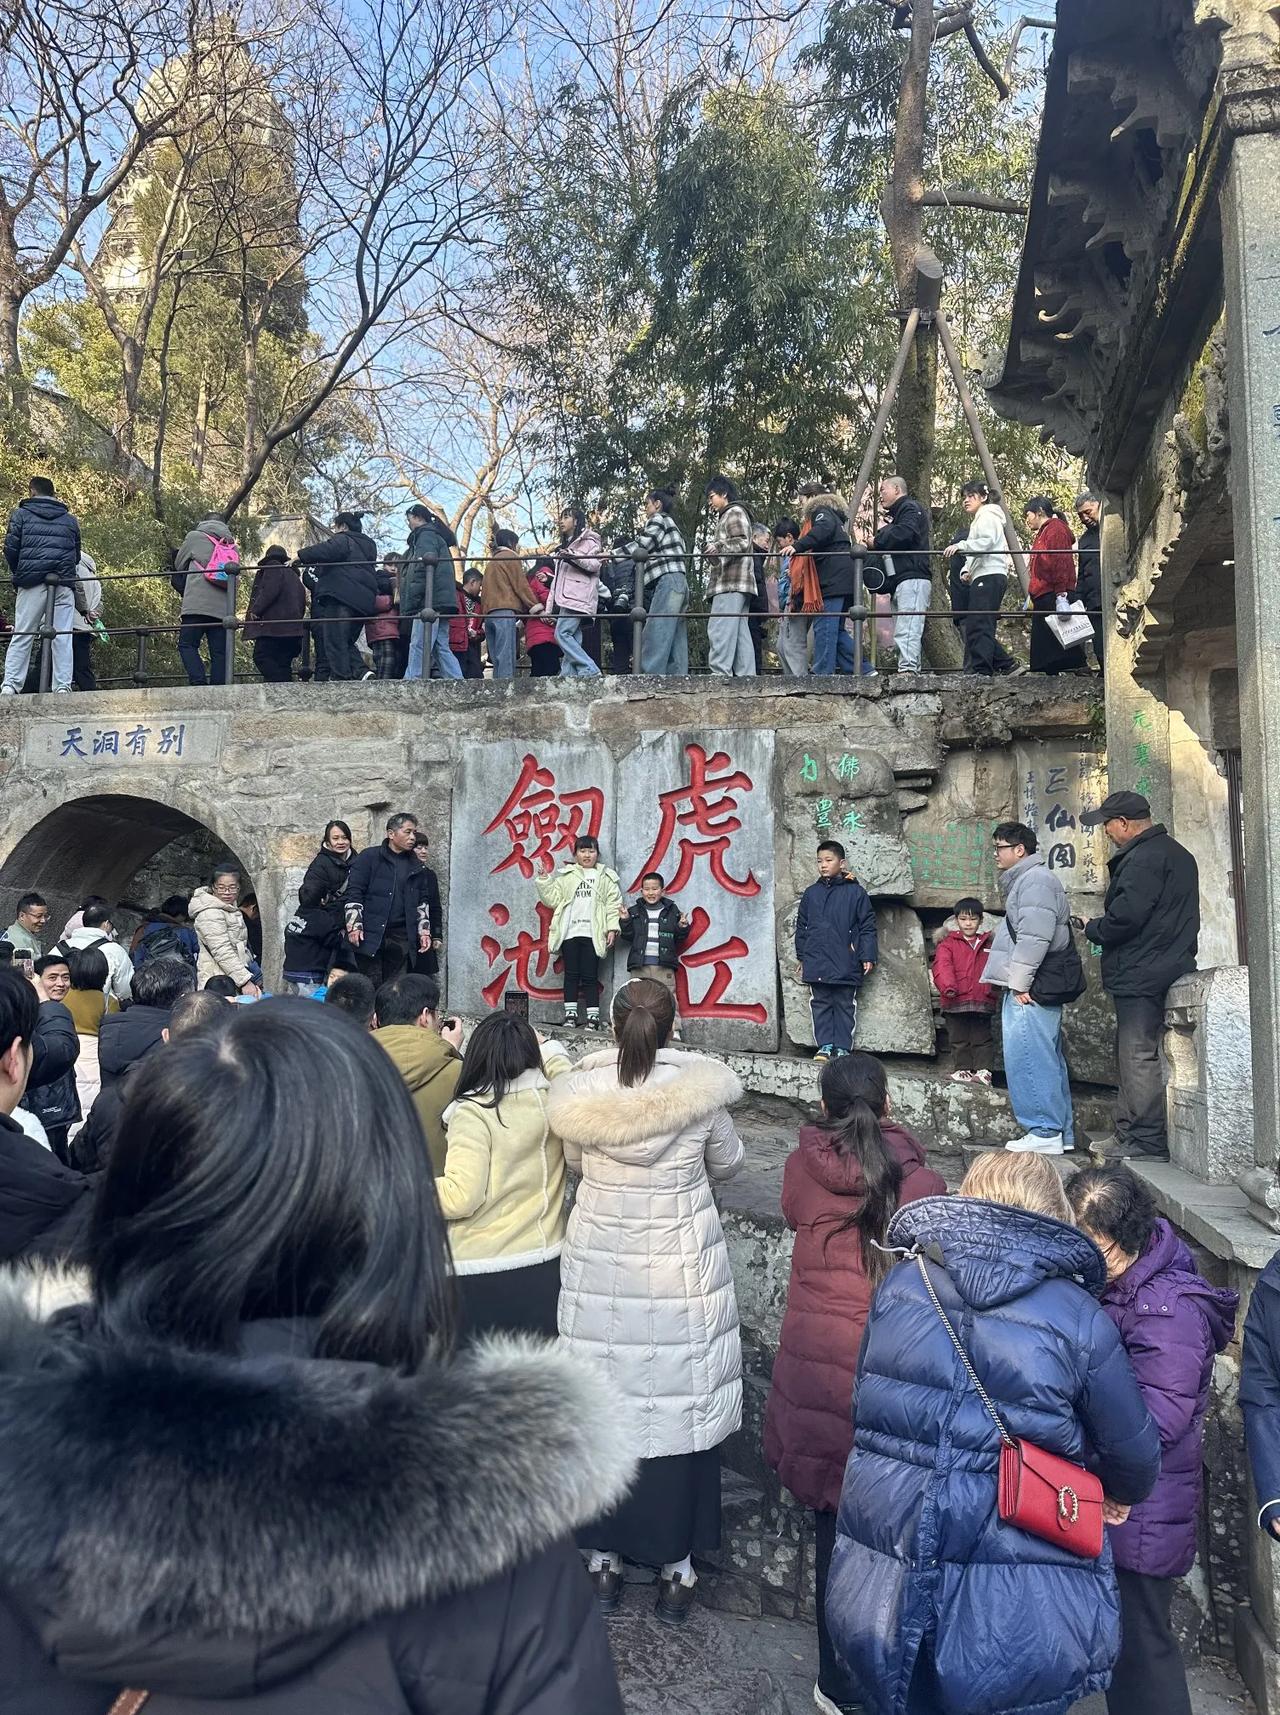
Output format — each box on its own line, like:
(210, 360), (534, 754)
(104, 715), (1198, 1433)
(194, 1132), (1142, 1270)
(0, 792), (261, 956)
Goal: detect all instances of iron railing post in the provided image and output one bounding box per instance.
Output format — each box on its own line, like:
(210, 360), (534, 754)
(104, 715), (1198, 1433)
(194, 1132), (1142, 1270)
(223, 569), (238, 685)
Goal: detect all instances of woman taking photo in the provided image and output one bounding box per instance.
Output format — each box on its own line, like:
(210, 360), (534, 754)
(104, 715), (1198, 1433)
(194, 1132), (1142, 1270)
(764, 1053), (946, 1715)
(1024, 494), (1087, 676)
(0, 1001), (633, 1713)
(828, 1150), (1160, 1715)
(439, 1012), (572, 1340)
(1067, 1164), (1237, 1715)
(283, 819), (356, 992)
(548, 977), (744, 1625)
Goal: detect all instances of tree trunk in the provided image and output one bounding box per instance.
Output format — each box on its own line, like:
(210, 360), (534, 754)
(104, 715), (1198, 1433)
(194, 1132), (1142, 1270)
(193, 378), (210, 478)
(0, 291), (24, 390)
(882, 0), (961, 672)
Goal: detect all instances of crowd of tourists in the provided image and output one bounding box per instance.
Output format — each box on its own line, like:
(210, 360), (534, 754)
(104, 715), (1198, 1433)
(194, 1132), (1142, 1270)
(0, 778), (1244, 1715)
(0, 473), (1105, 691)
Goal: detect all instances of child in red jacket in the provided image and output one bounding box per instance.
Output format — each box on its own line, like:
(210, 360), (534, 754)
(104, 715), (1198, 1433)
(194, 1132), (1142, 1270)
(932, 895), (996, 1084)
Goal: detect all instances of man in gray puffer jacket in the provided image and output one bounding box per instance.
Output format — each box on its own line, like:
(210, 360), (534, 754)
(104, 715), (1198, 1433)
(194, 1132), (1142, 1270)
(982, 820), (1075, 1154)
(175, 515), (237, 686)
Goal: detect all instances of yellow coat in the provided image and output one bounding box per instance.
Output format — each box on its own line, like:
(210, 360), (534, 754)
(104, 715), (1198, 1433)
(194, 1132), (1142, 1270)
(438, 1046), (572, 1273)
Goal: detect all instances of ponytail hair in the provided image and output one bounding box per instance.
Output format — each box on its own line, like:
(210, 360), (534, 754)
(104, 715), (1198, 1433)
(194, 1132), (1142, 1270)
(612, 977), (675, 1088)
(1025, 493), (1065, 523)
(816, 1052), (903, 1282)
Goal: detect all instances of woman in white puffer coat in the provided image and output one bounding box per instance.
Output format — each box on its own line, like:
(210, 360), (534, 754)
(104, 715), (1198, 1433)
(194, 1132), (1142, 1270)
(547, 976), (744, 1627)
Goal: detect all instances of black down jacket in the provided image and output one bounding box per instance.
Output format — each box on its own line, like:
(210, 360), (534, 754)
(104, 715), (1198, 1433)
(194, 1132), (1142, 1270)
(0, 1111), (95, 1263)
(0, 1290), (635, 1715)
(1084, 824), (1200, 999)
(297, 529), (386, 617)
(3, 496), (82, 589)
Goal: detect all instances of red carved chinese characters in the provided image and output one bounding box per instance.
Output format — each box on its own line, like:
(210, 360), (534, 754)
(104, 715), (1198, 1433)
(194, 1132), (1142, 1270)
(631, 743), (761, 898)
(484, 753), (605, 880)
(674, 907), (768, 1024)
(480, 902), (563, 1008)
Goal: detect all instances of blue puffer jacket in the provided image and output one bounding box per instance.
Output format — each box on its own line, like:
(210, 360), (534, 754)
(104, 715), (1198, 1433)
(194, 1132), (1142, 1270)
(4, 496), (82, 589)
(829, 1196), (1159, 1715)
(795, 875), (878, 986)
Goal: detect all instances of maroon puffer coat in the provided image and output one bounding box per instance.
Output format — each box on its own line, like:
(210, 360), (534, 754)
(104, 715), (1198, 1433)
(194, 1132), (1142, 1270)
(932, 929), (995, 1013)
(763, 1121), (946, 1512)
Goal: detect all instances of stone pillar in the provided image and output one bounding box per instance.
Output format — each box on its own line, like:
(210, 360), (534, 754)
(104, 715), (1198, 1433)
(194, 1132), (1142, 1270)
(1223, 127), (1280, 1221)
(1100, 503), (1174, 822)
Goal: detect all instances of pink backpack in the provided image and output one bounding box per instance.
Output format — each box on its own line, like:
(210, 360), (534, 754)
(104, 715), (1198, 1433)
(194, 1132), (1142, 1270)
(550, 561), (599, 616)
(203, 536), (240, 586)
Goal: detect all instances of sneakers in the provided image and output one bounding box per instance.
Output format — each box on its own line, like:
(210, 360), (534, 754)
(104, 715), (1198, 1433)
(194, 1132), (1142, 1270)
(815, 1045), (835, 1064)
(563, 1005), (579, 1030)
(972, 1069), (993, 1086)
(815, 1685), (866, 1715)
(1088, 1135), (1170, 1164)
(949, 1070), (974, 1083)
(0, 685), (15, 696)
(585, 1008), (602, 1031)
(1005, 1133), (1071, 1155)
(654, 1570), (697, 1626)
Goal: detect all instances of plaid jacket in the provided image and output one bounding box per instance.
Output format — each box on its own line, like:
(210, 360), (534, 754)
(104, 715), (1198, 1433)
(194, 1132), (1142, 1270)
(705, 503), (755, 598)
(624, 511), (688, 588)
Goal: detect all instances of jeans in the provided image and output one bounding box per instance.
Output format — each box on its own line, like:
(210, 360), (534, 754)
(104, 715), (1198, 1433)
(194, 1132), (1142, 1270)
(814, 1510), (860, 1707)
(1114, 993), (1169, 1156)
(1107, 1571), (1191, 1715)
(178, 617), (228, 686)
(963, 574), (1018, 676)
(405, 618), (464, 681)
(893, 576), (931, 671)
(1001, 990), (1074, 1145)
(708, 591), (755, 676)
(640, 571), (689, 675)
(485, 610), (518, 679)
(5, 584), (77, 692)
(556, 615), (601, 677)
(812, 595), (856, 675)
(809, 984), (858, 1053)
(778, 613), (810, 676)
(313, 596), (364, 680)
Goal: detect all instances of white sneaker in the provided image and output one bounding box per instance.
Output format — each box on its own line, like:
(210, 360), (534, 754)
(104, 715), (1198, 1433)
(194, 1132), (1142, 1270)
(0, 684), (16, 695)
(1005, 1132), (1070, 1154)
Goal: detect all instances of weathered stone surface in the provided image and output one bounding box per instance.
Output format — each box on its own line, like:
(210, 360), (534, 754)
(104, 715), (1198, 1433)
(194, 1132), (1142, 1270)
(778, 742), (914, 897)
(1165, 967), (1254, 1182)
(618, 730), (778, 1051)
(778, 901), (934, 1054)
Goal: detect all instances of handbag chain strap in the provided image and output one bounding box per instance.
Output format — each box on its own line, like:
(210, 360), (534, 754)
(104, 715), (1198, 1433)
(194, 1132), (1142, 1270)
(914, 1253), (1016, 1450)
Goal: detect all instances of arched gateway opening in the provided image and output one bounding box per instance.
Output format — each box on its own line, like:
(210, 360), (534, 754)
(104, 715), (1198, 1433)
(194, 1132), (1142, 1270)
(0, 794), (258, 948)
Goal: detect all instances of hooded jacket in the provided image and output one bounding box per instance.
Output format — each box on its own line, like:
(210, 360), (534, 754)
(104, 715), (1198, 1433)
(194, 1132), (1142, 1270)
(55, 926), (134, 1006)
(297, 528), (385, 617)
(1099, 1218), (1237, 1578)
(438, 1045), (573, 1273)
(949, 501), (1013, 582)
(763, 1122), (945, 1512)
(794, 491), (859, 599)
(535, 862), (623, 957)
(284, 845), (354, 978)
(4, 495), (82, 589)
(190, 887), (256, 990)
(175, 518), (238, 620)
(1084, 824), (1199, 999)
(619, 895), (690, 972)
(0, 1113), (94, 1262)
(402, 518), (458, 621)
(373, 1025), (462, 1175)
(244, 550), (306, 639)
(548, 1048), (745, 1459)
(982, 852), (1070, 995)
(0, 1272), (634, 1715)
(1243, 1249), (1280, 1535)
(97, 1004), (171, 1085)
(931, 927), (996, 1013)
(871, 493), (931, 586)
(795, 874), (878, 987)
(829, 1196), (1160, 1715)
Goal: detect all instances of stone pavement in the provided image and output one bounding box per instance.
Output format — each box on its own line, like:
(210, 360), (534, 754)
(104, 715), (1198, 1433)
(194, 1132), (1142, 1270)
(609, 1594), (1256, 1715)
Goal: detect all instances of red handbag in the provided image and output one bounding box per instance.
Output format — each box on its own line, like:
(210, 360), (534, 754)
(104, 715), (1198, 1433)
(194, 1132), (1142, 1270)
(915, 1252), (1104, 1560)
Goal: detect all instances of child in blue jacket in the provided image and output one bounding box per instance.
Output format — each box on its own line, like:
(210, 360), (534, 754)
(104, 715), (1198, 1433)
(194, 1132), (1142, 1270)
(794, 841), (877, 1063)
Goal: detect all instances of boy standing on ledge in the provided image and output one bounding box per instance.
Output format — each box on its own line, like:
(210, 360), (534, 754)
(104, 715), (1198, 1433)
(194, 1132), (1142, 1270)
(537, 835), (623, 1029)
(795, 840), (877, 1063)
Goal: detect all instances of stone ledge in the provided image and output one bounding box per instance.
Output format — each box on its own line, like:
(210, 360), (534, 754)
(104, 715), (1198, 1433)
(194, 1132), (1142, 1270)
(1130, 1160), (1280, 1272)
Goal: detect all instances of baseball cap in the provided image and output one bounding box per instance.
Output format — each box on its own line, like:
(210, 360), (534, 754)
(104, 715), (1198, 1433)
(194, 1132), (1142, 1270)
(1081, 790), (1151, 827)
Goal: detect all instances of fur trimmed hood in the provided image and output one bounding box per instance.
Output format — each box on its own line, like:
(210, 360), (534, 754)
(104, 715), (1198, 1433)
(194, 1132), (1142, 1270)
(800, 489), (849, 526)
(0, 1267), (636, 1692)
(547, 1048), (742, 1150)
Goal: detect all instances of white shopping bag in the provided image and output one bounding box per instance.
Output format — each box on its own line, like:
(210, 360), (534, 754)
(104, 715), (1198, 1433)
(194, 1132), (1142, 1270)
(1046, 600), (1094, 650)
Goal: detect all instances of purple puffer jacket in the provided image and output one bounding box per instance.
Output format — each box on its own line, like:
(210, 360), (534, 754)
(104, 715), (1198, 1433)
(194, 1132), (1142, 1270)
(1101, 1218), (1238, 1577)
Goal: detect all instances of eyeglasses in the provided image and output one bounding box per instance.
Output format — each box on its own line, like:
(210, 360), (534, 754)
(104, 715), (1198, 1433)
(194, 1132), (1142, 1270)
(993, 843), (1020, 853)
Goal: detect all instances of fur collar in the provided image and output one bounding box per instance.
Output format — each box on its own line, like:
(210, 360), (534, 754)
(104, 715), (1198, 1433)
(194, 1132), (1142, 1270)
(546, 1049), (742, 1146)
(0, 1267), (636, 1640)
(800, 489), (849, 526)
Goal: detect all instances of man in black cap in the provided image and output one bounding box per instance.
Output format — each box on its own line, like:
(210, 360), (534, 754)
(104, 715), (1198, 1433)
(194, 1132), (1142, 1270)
(1076, 791), (1200, 1161)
